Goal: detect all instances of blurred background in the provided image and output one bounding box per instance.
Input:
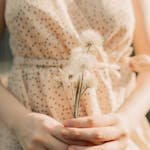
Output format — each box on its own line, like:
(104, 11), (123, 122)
(0, 29), (150, 122)
(0, 30), (12, 86)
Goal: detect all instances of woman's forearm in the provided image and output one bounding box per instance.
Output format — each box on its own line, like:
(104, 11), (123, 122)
(117, 72), (150, 130)
(0, 0), (28, 133)
(124, 0), (150, 130)
(0, 83), (30, 131)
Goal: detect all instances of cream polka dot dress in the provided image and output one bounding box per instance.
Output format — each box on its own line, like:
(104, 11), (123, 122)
(0, 0), (150, 149)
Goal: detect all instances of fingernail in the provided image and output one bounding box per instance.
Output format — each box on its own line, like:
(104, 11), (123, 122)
(63, 120), (67, 125)
(63, 121), (70, 127)
(63, 123), (69, 127)
(61, 129), (68, 136)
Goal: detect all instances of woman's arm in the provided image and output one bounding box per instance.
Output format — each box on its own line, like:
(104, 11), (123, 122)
(0, 81), (31, 130)
(118, 73), (150, 130)
(117, 0), (150, 130)
(132, 0), (150, 55)
(0, 0), (29, 131)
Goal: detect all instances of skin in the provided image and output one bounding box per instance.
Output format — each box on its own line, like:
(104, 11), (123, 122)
(0, 0), (150, 150)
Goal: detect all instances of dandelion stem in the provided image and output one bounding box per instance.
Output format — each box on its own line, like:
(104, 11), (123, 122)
(73, 72), (84, 118)
(73, 76), (80, 118)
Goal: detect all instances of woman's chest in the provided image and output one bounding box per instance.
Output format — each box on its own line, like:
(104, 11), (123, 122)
(5, 0), (135, 27)
(5, 0), (135, 48)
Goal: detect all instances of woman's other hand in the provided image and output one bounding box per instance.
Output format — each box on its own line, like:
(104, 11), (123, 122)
(63, 114), (129, 150)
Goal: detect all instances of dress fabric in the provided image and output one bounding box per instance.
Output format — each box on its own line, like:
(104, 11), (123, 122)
(0, 0), (150, 149)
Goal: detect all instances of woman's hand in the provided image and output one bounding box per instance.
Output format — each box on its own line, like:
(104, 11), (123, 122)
(14, 112), (69, 150)
(63, 114), (129, 150)
(14, 112), (91, 150)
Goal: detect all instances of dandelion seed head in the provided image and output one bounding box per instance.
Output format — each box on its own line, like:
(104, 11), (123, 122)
(80, 29), (104, 49)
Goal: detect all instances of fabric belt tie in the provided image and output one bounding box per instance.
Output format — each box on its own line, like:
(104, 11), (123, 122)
(13, 56), (69, 68)
(13, 56), (121, 71)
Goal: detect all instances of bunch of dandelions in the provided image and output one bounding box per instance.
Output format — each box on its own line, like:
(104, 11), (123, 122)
(61, 47), (99, 118)
(55, 29), (104, 118)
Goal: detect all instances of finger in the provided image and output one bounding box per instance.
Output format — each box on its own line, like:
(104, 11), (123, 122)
(36, 147), (47, 150)
(62, 126), (126, 144)
(26, 144), (46, 150)
(99, 135), (128, 150)
(68, 136), (128, 150)
(50, 125), (93, 146)
(31, 147), (46, 150)
(45, 134), (68, 150)
(63, 114), (118, 128)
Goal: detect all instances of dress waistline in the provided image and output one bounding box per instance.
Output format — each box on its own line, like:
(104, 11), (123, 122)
(13, 56), (69, 68)
(13, 56), (122, 71)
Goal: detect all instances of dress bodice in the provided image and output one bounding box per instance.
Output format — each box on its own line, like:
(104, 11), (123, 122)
(5, 0), (135, 60)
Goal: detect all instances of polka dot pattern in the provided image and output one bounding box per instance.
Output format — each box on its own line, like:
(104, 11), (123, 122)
(4, 0), (136, 118)
(1, 0), (150, 149)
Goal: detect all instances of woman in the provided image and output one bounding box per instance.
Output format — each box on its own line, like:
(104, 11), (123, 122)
(0, 0), (150, 149)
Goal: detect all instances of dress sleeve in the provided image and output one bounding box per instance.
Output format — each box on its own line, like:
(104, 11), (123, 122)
(129, 54), (150, 72)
